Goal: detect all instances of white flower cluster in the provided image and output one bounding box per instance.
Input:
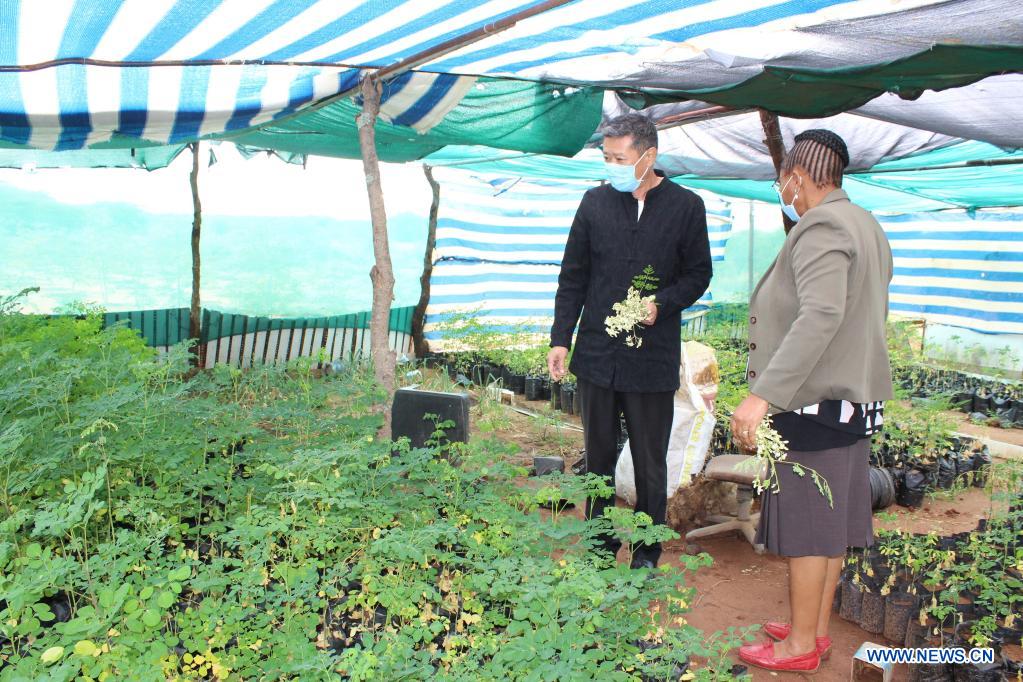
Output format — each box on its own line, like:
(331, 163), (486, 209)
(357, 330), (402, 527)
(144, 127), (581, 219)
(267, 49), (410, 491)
(741, 422), (833, 507)
(605, 286), (655, 348)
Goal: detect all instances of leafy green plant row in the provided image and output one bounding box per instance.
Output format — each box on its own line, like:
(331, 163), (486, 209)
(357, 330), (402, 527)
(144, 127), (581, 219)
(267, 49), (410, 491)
(847, 488), (1023, 652)
(0, 295), (747, 681)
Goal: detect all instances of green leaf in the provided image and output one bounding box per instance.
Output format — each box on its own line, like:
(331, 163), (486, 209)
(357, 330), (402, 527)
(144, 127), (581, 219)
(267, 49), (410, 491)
(17, 615), (41, 635)
(41, 646), (65, 663)
(156, 591), (175, 609)
(142, 609), (162, 628)
(74, 639), (98, 657)
(168, 566), (191, 582)
(139, 586), (154, 601)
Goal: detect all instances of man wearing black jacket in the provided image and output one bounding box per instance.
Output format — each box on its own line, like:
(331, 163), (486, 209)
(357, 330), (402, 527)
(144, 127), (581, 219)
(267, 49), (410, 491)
(548, 114), (712, 568)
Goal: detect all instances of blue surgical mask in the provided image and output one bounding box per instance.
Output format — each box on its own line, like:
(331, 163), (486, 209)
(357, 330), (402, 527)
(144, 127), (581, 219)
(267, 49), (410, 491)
(605, 149), (652, 193)
(776, 176), (801, 222)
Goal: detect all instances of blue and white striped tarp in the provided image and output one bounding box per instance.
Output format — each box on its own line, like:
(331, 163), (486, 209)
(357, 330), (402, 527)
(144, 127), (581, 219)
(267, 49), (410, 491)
(1, 0), (1003, 151)
(425, 170), (728, 345)
(880, 211), (1023, 335)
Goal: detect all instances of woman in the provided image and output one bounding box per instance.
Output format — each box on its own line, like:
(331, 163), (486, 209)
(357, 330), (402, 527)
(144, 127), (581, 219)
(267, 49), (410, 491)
(730, 129), (894, 673)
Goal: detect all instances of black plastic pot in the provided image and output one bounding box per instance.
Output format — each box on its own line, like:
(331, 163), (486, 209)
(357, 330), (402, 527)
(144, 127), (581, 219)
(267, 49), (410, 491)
(937, 453), (959, 490)
(42, 592), (73, 624)
(840, 579), (864, 623)
(560, 384), (576, 416)
(884, 591), (918, 644)
(1002, 641), (1023, 678)
(888, 465), (907, 492)
(997, 403), (1020, 426)
(951, 657), (1002, 682)
(899, 468), (929, 508)
(957, 452), (976, 484)
(995, 626), (1023, 649)
(540, 378), (552, 401)
(952, 622), (988, 654)
(859, 589), (886, 634)
(551, 381), (562, 411)
(524, 376), (544, 401)
(953, 391), (974, 412)
(971, 447), (992, 488)
(508, 372), (526, 395)
(972, 390), (992, 414)
(905, 616), (930, 648)
(953, 597), (977, 621)
(909, 661), (953, 682)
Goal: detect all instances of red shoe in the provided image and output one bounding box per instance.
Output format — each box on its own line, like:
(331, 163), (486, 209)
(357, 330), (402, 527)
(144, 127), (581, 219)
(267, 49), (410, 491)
(740, 640), (821, 674)
(763, 622), (833, 660)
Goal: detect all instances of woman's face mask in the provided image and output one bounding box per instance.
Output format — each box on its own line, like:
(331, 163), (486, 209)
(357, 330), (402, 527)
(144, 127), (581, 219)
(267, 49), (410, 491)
(605, 148), (652, 193)
(775, 174), (802, 222)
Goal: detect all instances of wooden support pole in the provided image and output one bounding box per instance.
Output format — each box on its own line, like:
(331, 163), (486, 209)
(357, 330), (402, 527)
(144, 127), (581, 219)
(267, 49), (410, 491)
(411, 165), (440, 359)
(188, 142), (204, 366)
(357, 75), (397, 439)
(758, 109), (795, 234)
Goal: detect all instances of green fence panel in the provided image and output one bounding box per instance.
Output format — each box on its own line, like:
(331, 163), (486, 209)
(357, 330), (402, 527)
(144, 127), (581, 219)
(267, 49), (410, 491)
(100, 305), (416, 346)
(103, 307), (190, 347)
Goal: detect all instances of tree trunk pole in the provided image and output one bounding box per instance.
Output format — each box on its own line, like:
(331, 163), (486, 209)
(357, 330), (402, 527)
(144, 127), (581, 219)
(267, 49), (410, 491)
(188, 142), (204, 367)
(758, 109), (795, 234)
(411, 165), (440, 358)
(357, 75), (397, 439)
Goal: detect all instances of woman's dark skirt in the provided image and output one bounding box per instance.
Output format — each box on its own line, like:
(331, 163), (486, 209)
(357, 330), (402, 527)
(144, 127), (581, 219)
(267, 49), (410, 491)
(754, 438), (874, 557)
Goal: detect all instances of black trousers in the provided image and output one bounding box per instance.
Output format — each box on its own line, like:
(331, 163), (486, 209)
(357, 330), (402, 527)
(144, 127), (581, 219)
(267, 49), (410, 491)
(577, 378), (674, 565)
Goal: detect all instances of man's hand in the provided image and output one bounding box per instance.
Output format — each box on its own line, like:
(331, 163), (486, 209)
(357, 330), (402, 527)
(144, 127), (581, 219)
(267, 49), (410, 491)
(547, 346), (569, 381)
(730, 394), (770, 452)
(641, 300), (658, 326)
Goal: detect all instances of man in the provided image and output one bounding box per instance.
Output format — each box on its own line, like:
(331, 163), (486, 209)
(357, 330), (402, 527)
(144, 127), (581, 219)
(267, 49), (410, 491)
(548, 113), (712, 568)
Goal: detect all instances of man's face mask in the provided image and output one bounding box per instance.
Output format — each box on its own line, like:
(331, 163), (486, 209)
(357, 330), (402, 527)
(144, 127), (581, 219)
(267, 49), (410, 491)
(605, 148), (653, 193)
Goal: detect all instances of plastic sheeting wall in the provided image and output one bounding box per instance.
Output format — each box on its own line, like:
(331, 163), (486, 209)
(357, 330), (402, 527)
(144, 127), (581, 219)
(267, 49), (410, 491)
(423, 170), (730, 347)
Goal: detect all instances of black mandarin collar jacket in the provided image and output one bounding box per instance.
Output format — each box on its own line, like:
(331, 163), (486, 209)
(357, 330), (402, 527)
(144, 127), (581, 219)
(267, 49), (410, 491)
(551, 173), (712, 393)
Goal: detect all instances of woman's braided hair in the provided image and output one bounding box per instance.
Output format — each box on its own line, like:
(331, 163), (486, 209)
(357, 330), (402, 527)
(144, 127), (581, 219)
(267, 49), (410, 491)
(780, 129), (850, 188)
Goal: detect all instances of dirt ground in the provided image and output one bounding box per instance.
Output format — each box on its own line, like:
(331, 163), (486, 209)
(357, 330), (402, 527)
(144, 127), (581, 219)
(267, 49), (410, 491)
(950, 411), (1023, 448)
(470, 392), (1017, 680)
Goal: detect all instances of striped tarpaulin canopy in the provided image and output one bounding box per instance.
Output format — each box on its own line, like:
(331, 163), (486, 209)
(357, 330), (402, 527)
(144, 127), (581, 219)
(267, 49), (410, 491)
(1, 0), (1020, 152)
(880, 211), (1023, 335)
(424, 169), (728, 343)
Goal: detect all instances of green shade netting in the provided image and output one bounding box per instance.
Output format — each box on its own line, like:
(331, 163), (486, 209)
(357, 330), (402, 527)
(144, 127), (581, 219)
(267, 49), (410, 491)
(0, 145), (187, 170)
(223, 78), (603, 162)
(425, 141), (1023, 213)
